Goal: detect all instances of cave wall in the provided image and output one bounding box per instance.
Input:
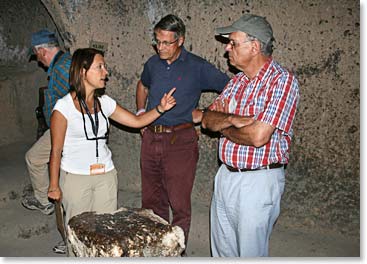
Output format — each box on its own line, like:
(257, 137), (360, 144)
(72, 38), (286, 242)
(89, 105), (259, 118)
(1, 0), (360, 235)
(0, 0), (61, 145)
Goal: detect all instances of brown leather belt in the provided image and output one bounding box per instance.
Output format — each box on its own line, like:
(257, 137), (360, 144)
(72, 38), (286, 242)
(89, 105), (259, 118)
(148, 123), (194, 133)
(225, 163), (284, 172)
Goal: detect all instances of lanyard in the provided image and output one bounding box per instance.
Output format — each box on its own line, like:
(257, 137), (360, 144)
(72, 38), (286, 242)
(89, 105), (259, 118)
(79, 98), (100, 161)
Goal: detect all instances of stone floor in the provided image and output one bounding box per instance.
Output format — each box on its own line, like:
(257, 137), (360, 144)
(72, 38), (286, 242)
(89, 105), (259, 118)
(0, 141), (360, 260)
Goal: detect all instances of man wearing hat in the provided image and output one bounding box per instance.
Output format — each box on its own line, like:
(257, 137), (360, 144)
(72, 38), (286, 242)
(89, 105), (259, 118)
(22, 29), (71, 253)
(201, 14), (300, 257)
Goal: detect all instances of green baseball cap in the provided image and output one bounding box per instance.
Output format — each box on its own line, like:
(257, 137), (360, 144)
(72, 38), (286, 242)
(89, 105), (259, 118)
(215, 14), (274, 44)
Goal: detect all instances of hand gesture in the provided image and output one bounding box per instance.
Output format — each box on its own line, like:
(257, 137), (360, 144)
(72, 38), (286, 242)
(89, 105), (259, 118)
(159, 87), (176, 112)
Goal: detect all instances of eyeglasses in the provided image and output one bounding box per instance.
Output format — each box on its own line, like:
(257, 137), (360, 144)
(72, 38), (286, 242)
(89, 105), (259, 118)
(227, 39), (253, 49)
(90, 64), (108, 72)
(152, 38), (178, 47)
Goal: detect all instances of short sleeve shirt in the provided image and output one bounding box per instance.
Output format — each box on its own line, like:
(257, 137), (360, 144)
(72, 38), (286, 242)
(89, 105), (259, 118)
(217, 58), (300, 169)
(53, 93), (117, 175)
(44, 51), (71, 127)
(141, 46), (229, 126)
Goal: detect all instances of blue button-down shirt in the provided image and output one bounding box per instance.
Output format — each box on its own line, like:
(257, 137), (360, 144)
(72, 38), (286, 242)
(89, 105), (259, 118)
(43, 51), (71, 127)
(141, 47), (229, 126)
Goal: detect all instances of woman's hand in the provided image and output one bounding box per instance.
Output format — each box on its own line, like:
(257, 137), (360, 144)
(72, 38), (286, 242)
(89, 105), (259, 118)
(48, 186), (62, 202)
(158, 87), (176, 112)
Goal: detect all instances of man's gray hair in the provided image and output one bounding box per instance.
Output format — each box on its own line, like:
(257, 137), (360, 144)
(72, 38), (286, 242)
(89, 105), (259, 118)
(247, 34), (274, 56)
(34, 42), (59, 50)
(154, 14), (186, 39)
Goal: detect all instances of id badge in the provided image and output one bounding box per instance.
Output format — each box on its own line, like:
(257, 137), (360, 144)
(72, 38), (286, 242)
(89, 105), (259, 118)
(90, 163), (105, 175)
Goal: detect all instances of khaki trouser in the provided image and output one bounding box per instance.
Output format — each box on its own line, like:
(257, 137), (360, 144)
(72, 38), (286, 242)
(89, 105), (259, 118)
(25, 129), (51, 205)
(60, 168), (118, 257)
(59, 168), (118, 225)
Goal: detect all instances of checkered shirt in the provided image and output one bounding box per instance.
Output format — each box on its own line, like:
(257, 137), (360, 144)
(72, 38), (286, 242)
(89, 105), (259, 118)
(217, 57), (300, 169)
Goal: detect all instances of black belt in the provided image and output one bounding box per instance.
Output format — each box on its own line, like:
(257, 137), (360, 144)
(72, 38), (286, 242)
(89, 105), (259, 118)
(225, 163), (284, 172)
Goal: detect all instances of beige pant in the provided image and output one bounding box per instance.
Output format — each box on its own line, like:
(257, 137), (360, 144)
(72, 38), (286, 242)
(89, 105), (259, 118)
(60, 168), (118, 225)
(25, 129), (51, 205)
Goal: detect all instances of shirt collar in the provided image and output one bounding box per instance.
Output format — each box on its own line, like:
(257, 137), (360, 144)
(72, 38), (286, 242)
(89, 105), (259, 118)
(254, 56), (273, 80)
(47, 50), (64, 75)
(178, 46), (188, 61)
(241, 56), (273, 82)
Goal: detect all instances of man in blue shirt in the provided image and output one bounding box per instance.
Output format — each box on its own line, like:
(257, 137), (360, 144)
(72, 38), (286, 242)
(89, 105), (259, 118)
(136, 14), (229, 254)
(22, 29), (71, 227)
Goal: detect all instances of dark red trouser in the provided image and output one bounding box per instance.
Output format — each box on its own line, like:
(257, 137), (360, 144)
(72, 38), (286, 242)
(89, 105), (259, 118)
(140, 127), (198, 244)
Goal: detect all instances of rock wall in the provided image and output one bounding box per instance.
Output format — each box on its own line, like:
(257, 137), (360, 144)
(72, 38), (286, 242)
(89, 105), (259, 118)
(1, 0), (359, 235)
(0, 1), (60, 144)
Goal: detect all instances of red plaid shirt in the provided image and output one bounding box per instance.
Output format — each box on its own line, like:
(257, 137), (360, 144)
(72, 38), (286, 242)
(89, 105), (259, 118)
(217, 57), (300, 169)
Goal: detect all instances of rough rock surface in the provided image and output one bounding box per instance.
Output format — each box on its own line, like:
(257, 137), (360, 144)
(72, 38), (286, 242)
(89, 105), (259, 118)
(0, 0), (360, 238)
(67, 207), (185, 257)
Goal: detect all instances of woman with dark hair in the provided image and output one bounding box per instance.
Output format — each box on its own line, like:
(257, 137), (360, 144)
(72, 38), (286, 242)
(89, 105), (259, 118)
(47, 48), (175, 249)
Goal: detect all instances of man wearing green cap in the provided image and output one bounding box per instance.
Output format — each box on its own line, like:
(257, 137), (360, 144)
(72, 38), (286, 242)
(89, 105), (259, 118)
(201, 14), (300, 257)
(22, 29), (71, 254)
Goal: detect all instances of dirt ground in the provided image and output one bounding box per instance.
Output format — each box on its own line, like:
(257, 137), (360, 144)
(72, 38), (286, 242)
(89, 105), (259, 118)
(0, 141), (360, 261)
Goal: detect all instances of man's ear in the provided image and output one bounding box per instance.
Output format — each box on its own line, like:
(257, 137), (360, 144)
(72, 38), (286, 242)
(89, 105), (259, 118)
(39, 47), (46, 57)
(178, 37), (185, 47)
(251, 40), (261, 55)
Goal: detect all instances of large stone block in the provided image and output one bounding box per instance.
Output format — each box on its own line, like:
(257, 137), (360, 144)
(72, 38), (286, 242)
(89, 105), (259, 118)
(67, 207), (185, 257)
